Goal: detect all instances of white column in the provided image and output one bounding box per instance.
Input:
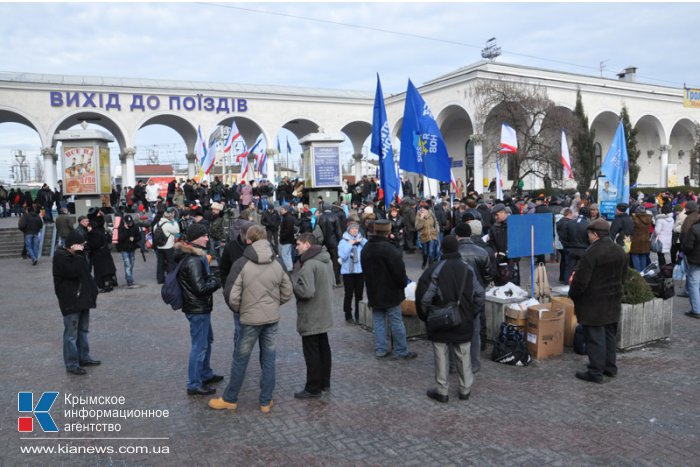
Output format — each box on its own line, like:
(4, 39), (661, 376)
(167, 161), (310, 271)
(124, 147), (136, 188)
(41, 147), (58, 189)
(660, 144), (670, 187)
(186, 153), (196, 179)
(352, 153), (364, 182)
(423, 176), (440, 199)
(471, 133), (485, 194)
(119, 154), (127, 186)
(266, 148), (276, 182)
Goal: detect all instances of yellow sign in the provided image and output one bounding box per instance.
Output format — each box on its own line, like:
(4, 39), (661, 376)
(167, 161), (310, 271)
(99, 147), (111, 194)
(683, 88), (700, 108)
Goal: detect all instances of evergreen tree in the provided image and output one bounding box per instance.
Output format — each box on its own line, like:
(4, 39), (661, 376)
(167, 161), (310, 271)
(620, 105), (641, 187)
(571, 90), (596, 193)
(691, 122), (700, 187)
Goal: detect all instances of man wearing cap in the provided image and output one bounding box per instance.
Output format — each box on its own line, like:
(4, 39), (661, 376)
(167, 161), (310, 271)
(589, 203), (602, 221)
(156, 208), (181, 284)
(53, 230), (100, 375)
(175, 223), (222, 396)
(609, 203), (634, 246)
(116, 214), (141, 287)
(488, 203), (520, 285)
(569, 219), (627, 383)
(360, 219), (418, 360)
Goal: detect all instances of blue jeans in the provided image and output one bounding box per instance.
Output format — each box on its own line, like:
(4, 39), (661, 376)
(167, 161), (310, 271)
(421, 239), (439, 261)
(372, 305), (409, 357)
(223, 322), (278, 405)
(121, 251), (135, 285)
(63, 310), (92, 369)
(279, 243), (293, 271)
(185, 314), (214, 390)
(631, 253), (649, 272)
(24, 234), (40, 261)
(686, 262), (700, 314)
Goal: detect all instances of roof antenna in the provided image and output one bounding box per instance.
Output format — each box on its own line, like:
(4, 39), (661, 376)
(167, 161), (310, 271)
(481, 37), (501, 61)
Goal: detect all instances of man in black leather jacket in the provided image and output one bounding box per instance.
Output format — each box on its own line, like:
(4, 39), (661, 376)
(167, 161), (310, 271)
(562, 206), (591, 282)
(455, 222), (494, 372)
(317, 206), (343, 286)
(175, 223), (222, 396)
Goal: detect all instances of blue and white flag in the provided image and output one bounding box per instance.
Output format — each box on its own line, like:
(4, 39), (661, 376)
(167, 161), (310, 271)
(371, 74), (399, 209)
(399, 79), (451, 182)
(276, 137), (281, 154)
(600, 120), (630, 207)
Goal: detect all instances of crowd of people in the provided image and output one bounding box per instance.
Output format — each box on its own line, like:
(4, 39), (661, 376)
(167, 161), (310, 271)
(18, 171), (698, 405)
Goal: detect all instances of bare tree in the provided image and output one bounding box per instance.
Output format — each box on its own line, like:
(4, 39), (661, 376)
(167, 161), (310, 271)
(472, 78), (578, 191)
(34, 155), (44, 182)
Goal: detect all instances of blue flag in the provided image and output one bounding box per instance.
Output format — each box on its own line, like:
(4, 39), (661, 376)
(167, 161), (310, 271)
(286, 137), (292, 154)
(399, 79), (451, 182)
(371, 75), (399, 209)
(600, 120), (630, 208)
(276, 137), (281, 154)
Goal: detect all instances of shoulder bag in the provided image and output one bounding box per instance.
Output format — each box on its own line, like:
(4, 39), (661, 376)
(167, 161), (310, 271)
(426, 261), (467, 333)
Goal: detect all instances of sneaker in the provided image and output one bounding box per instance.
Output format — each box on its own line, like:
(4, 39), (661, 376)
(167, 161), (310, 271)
(684, 311), (700, 319)
(260, 400), (274, 414)
(394, 351), (418, 360)
(208, 397), (237, 410)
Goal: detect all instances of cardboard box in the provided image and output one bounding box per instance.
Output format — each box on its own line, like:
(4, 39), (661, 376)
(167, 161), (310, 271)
(526, 304), (565, 359)
(506, 316), (528, 328)
(551, 296), (577, 347)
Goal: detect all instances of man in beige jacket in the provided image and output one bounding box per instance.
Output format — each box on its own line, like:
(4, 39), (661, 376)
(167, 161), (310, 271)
(208, 225), (292, 414)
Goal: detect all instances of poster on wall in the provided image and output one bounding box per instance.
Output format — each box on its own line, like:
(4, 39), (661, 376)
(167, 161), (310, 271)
(667, 163), (678, 187)
(99, 147), (111, 194)
(63, 145), (97, 194)
(313, 146), (341, 187)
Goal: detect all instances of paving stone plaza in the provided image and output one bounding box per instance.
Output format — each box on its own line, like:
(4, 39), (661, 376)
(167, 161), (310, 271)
(1, 219), (699, 466)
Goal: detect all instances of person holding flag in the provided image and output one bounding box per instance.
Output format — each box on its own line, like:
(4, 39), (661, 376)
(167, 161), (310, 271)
(371, 74), (399, 210)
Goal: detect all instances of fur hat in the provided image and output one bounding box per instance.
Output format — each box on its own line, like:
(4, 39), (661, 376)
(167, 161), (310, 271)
(587, 218), (610, 235)
(64, 231), (85, 248)
(467, 219), (483, 236)
(373, 219), (391, 233)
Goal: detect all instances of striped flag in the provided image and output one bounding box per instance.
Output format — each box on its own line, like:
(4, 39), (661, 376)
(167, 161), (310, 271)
(450, 169), (458, 193)
(496, 157), (504, 200)
(202, 139), (217, 175)
(500, 123), (517, 154)
(258, 149), (267, 177)
(561, 130), (574, 179)
(223, 121), (241, 154)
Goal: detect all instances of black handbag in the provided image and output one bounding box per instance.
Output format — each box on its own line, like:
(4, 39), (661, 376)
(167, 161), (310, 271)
(426, 261), (466, 333)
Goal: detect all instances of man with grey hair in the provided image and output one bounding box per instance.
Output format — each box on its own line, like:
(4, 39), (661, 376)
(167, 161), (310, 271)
(55, 207), (75, 247)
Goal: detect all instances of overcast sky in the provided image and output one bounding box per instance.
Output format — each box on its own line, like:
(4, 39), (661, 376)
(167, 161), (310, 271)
(1, 1), (699, 183)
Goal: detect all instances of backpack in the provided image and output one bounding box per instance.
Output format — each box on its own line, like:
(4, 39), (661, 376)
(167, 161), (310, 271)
(161, 260), (185, 310)
(491, 323), (532, 366)
(152, 221), (169, 248)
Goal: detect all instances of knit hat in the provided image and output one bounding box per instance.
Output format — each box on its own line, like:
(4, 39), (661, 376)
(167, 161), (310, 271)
(587, 218), (610, 235)
(64, 231), (85, 248)
(124, 214), (134, 224)
(467, 219), (483, 236)
(347, 221), (360, 231)
(373, 219), (391, 233)
(210, 202), (224, 211)
(686, 201), (698, 213)
(441, 235), (459, 254)
(186, 223), (209, 242)
(455, 222), (471, 238)
(491, 203), (506, 214)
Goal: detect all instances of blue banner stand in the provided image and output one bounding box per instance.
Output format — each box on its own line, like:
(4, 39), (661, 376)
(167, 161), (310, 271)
(507, 213), (554, 297)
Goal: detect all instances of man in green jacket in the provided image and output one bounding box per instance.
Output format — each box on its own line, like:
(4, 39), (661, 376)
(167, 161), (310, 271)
(292, 233), (335, 399)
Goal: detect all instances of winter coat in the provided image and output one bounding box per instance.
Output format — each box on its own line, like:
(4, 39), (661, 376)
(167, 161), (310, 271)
(293, 245), (335, 336)
(457, 238), (495, 287)
(261, 209), (281, 232)
(415, 210), (439, 243)
(53, 248), (98, 316)
(317, 210), (342, 248)
(240, 184), (253, 206)
(360, 235), (408, 309)
(569, 237), (628, 326)
(630, 213), (652, 254)
(157, 218), (180, 249)
(174, 242), (221, 314)
(682, 221), (700, 266)
(562, 215), (590, 258)
(653, 214), (673, 254)
(388, 214), (404, 246)
(87, 227), (116, 279)
(402, 205), (417, 231)
(224, 240), (292, 325)
(415, 252), (484, 344)
(18, 212), (43, 235)
(279, 212), (297, 245)
(116, 222), (142, 252)
(338, 230), (367, 275)
(610, 213), (634, 246)
(489, 220), (508, 258)
(55, 214), (75, 238)
(219, 236), (247, 282)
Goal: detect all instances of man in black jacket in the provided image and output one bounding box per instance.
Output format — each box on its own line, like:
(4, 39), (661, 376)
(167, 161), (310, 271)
(489, 203), (519, 285)
(416, 235), (484, 402)
(569, 219), (627, 383)
(609, 203), (634, 246)
(681, 213), (700, 319)
(175, 223), (222, 396)
(317, 206), (343, 286)
(18, 206), (43, 265)
(455, 223), (494, 372)
(360, 220), (417, 360)
(261, 204), (281, 254)
(279, 204), (297, 272)
(562, 207), (591, 282)
(53, 231), (100, 375)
